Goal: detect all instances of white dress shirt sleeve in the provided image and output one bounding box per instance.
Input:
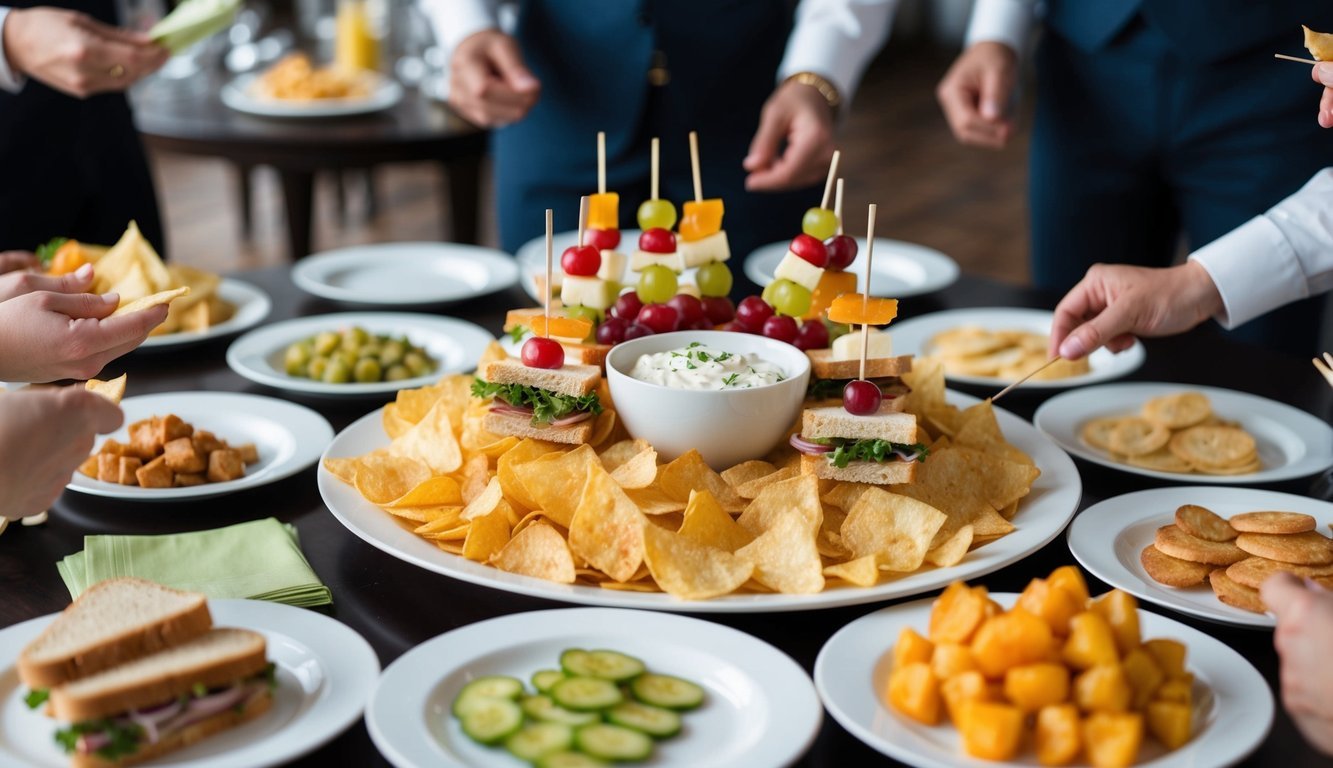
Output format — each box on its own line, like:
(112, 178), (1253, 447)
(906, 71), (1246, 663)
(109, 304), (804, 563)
(0, 7), (27, 93)
(777, 0), (898, 106)
(420, 0), (501, 59)
(1189, 168), (1333, 329)
(965, 0), (1036, 54)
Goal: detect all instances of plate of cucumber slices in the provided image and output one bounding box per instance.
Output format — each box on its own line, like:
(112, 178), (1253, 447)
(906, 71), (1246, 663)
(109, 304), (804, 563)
(364, 608), (821, 768)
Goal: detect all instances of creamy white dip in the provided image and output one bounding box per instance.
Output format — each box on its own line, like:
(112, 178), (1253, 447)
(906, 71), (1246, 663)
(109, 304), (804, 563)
(630, 342), (786, 390)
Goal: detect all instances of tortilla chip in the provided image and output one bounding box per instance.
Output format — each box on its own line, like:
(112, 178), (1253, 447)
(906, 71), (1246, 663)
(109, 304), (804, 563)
(642, 524), (753, 599)
(737, 474), (822, 535)
(513, 445), (600, 528)
(111, 286), (189, 317)
(823, 555), (880, 587)
(84, 374), (126, 404)
(492, 521), (576, 583)
(842, 487), (946, 572)
(462, 505), (512, 562)
(567, 462), (646, 582)
(926, 524), (974, 567)
(658, 449), (744, 512)
(678, 489), (754, 553)
(734, 508), (824, 594)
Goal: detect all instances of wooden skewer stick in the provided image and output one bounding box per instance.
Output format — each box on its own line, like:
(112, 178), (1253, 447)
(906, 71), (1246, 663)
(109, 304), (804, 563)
(820, 150), (842, 210)
(992, 356), (1062, 402)
(860, 203), (876, 383)
(1275, 53), (1320, 64)
(834, 178), (845, 236)
(543, 208), (554, 337)
(1313, 355), (1333, 388)
(650, 137), (660, 201)
(577, 195), (588, 248)
(688, 131), (703, 202)
(597, 131), (606, 195)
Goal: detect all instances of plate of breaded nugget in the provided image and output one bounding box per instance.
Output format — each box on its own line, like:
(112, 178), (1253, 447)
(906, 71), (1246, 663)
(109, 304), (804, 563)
(1068, 486), (1333, 627)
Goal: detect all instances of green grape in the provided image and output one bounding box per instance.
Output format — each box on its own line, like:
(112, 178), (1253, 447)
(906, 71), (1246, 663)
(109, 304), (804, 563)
(761, 280), (780, 306)
(801, 207), (838, 240)
(637, 199), (677, 231)
(770, 279), (812, 317)
(306, 356), (329, 380)
(313, 331), (339, 356)
(323, 358), (352, 384)
(695, 261), (733, 297)
(564, 304), (603, 335)
(403, 351), (428, 377)
(379, 340), (406, 367)
(354, 358), (382, 383)
(284, 343), (311, 375)
(636, 264), (679, 304)
(385, 364), (411, 382)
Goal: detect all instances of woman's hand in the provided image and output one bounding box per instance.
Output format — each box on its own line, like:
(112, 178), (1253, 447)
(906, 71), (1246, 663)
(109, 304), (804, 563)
(2, 7), (168, 98)
(0, 386), (122, 520)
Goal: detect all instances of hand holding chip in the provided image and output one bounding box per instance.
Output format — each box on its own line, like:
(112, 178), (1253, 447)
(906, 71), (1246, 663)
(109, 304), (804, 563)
(0, 251), (36, 276)
(1313, 63), (1333, 129)
(1262, 572), (1333, 755)
(0, 261), (95, 303)
(0, 284), (167, 382)
(0, 386), (122, 520)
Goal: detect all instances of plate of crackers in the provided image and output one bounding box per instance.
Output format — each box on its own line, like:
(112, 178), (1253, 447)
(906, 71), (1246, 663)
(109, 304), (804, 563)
(1035, 383), (1333, 484)
(886, 308), (1145, 388)
(1069, 486), (1333, 627)
(222, 54), (403, 118)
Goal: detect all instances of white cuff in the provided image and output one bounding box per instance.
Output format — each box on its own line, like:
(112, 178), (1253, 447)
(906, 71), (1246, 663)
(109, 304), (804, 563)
(0, 8), (26, 93)
(420, 0), (499, 60)
(1189, 216), (1308, 330)
(964, 0), (1033, 54)
(777, 0), (896, 106)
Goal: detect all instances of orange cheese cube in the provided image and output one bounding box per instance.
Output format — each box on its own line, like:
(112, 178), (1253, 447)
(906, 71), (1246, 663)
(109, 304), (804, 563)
(679, 198), (724, 241)
(804, 270), (858, 320)
(587, 192), (619, 230)
(827, 294), (898, 326)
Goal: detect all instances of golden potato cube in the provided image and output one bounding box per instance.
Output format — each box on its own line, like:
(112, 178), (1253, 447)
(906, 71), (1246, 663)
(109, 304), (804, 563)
(1074, 665), (1132, 714)
(134, 455), (174, 488)
(886, 662), (941, 725)
(1018, 577), (1084, 636)
(99, 438), (133, 457)
(1154, 676), (1193, 707)
(1082, 711), (1143, 768)
(931, 643), (978, 680)
(128, 419), (161, 459)
(972, 609), (1055, 679)
(1035, 704), (1082, 766)
(191, 429), (225, 455)
(162, 436), (206, 474)
(206, 448), (245, 483)
(894, 626), (935, 670)
(1145, 700), (1192, 750)
(78, 454), (99, 478)
(1064, 612), (1120, 670)
(1143, 639), (1187, 679)
(174, 472), (206, 487)
(1092, 591), (1141, 657)
(930, 581), (990, 644)
(155, 413), (192, 445)
(235, 442), (260, 465)
(1004, 662), (1070, 712)
(96, 453), (120, 483)
(958, 700), (1025, 761)
(1120, 648), (1164, 710)
(115, 456), (142, 485)
(941, 671), (992, 726)
(983, 596), (1004, 619)
(1049, 565), (1091, 607)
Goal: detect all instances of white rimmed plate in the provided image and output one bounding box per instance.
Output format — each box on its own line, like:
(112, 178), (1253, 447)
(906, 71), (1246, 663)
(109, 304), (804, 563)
(887, 307), (1145, 388)
(366, 608), (820, 768)
(1069, 486), (1333, 628)
(137, 278), (272, 350)
(1035, 383), (1333, 484)
(815, 593), (1273, 768)
(292, 243), (519, 306)
(745, 237), (959, 297)
(221, 72), (403, 118)
(318, 390), (1081, 612)
(0, 599), (380, 768)
(226, 312), (493, 398)
(66, 392), (333, 501)
(516, 229), (652, 302)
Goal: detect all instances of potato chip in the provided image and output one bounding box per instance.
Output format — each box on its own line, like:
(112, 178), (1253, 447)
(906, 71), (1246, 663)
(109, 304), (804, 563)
(1306, 24), (1333, 60)
(624, 486), (688, 516)
(497, 439), (560, 511)
(997, 501), (1019, 521)
(513, 445), (600, 528)
(458, 454), (490, 504)
(589, 409), (619, 448)
(902, 357), (946, 415)
(658, 449), (744, 512)
(604, 443), (658, 489)
(381, 403), (413, 440)
(822, 482), (874, 511)
(642, 524), (753, 599)
(600, 581), (660, 592)
(385, 475), (463, 508)
(567, 463), (646, 582)
(383, 504), (459, 524)
(647, 511), (684, 531)
(474, 340), (510, 370)
(1125, 447), (1193, 473)
(678, 490), (754, 553)
(492, 521), (576, 583)
(85, 374), (126, 404)
(721, 460), (777, 488)
(927, 524), (974, 567)
(322, 456), (360, 484)
(914, 447), (1038, 512)
(738, 474), (822, 534)
(1142, 391), (1211, 429)
(816, 505), (851, 559)
(734, 508), (824, 594)
(512, 509), (561, 537)
(387, 399), (463, 475)
(93, 221), (171, 293)
(599, 439), (651, 471)
(111, 286), (190, 317)
(1109, 417), (1171, 457)
(843, 487), (946, 572)
(413, 509), (468, 539)
(733, 466), (799, 499)
(461, 476), (504, 521)
(435, 541), (465, 555)
(463, 505), (512, 563)
(823, 555), (880, 587)
(354, 455), (431, 505)
(953, 401), (1033, 466)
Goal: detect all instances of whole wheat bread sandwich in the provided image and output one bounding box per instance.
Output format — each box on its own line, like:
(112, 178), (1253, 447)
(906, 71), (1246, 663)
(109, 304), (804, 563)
(471, 358), (604, 445)
(790, 405), (928, 484)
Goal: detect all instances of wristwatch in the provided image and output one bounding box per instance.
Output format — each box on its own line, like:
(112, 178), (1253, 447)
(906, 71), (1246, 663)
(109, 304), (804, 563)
(784, 71), (841, 110)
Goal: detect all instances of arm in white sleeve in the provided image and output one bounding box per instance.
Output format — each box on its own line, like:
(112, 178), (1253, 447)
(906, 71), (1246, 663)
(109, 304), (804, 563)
(965, 0), (1036, 54)
(777, 0), (897, 106)
(1189, 168), (1333, 329)
(419, 0), (501, 60)
(0, 7), (27, 93)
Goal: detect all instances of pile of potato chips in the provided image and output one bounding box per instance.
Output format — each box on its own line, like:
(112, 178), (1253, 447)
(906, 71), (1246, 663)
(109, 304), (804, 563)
(323, 349), (1042, 600)
(1079, 391), (1261, 475)
(928, 327), (1089, 381)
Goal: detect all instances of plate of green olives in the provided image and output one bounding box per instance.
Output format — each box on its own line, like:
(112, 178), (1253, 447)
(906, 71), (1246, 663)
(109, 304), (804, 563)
(226, 312), (494, 397)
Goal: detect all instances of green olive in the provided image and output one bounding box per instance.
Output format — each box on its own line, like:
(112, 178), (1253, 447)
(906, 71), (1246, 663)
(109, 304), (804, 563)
(341, 325), (370, 347)
(323, 358), (352, 384)
(385, 364), (411, 382)
(313, 331), (339, 356)
(284, 344), (311, 375)
(359, 341), (382, 359)
(306, 356), (329, 380)
(380, 340), (406, 367)
(403, 351), (428, 377)
(354, 358), (382, 383)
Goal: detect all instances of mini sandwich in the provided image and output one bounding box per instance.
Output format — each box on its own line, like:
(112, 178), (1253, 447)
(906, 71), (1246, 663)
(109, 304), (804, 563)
(806, 330), (912, 408)
(472, 358), (604, 445)
(504, 308), (612, 370)
(791, 406), (928, 485)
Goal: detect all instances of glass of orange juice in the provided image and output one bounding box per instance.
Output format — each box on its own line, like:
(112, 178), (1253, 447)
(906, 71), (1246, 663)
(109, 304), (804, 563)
(334, 0), (382, 72)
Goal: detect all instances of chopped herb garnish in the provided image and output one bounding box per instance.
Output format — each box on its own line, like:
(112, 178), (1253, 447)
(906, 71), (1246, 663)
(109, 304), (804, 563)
(191, 682), (208, 698)
(722, 373), (740, 387)
(507, 325), (529, 344)
(471, 378), (602, 425)
(54, 720), (143, 759)
(23, 688), (49, 710)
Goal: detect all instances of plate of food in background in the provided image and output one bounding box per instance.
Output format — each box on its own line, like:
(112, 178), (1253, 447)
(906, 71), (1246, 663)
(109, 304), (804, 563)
(222, 53), (403, 118)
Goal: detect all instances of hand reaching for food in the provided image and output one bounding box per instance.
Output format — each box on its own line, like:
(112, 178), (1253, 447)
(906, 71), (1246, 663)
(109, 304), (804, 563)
(0, 387), (122, 520)
(936, 41), (1019, 149)
(743, 78), (836, 191)
(1261, 573), (1333, 755)
(2, 7), (168, 98)
(447, 29), (541, 127)
(0, 285), (167, 382)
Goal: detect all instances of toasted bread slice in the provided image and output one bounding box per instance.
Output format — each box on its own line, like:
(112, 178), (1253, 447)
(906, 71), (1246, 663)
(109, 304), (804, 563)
(481, 358), (600, 399)
(807, 350), (912, 381)
(801, 406), (918, 444)
(800, 453), (918, 484)
(70, 689), (272, 768)
(483, 410), (593, 446)
(805, 394), (908, 413)
(19, 579), (212, 690)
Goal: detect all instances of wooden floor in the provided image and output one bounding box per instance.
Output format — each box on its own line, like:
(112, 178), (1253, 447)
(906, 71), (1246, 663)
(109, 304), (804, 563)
(149, 45), (1033, 284)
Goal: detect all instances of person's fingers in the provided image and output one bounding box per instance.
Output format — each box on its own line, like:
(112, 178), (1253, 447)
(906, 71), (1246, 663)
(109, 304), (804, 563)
(58, 387), (124, 433)
(936, 78), (982, 140)
(1313, 62), (1333, 87)
(0, 251), (36, 273)
(1320, 87), (1333, 129)
(743, 104), (787, 174)
(1105, 333), (1137, 353)
(746, 118), (829, 191)
(22, 263), (96, 295)
(1261, 572), (1312, 621)
(486, 36), (540, 95)
(39, 289), (119, 319)
(1049, 279), (1101, 357)
(978, 61), (1014, 121)
(92, 301), (169, 344)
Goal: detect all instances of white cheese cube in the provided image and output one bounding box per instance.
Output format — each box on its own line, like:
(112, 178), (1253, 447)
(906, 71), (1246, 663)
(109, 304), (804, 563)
(560, 275), (618, 310)
(675, 281), (701, 299)
(831, 329), (893, 361)
(678, 231), (731, 268)
(629, 250), (685, 273)
(773, 251), (824, 291)
(596, 250), (627, 282)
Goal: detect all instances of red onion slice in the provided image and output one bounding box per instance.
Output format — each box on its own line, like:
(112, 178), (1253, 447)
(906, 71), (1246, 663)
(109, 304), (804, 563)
(490, 403), (533, 417)
(789, 434), (833, 454)
(550, 411), (593, 427)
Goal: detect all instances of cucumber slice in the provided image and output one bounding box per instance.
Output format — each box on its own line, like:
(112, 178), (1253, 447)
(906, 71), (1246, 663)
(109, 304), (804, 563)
(606, 701), (682, 738)
(504, 722), (573, 762)
(630, 673), (705, 710)
(532, 669), (565, 693)
(522, 694), (600, 726)
(460, 698), (523, 745)
(452, 675), (525, 717)
(574, 723), (654, 762)
(560, 649), (646, 682)
(550, 677), (623, 711)
(536, 752), (611, 768)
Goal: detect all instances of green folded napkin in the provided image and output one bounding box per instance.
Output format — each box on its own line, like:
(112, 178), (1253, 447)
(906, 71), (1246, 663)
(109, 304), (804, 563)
(57, 518), (332, 607)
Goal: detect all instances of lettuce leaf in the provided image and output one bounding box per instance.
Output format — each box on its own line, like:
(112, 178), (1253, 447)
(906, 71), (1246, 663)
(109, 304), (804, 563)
(471, 378), (602, 425)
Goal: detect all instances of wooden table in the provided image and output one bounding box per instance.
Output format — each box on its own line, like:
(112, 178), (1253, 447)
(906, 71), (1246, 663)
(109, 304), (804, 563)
(131, 74), (487, 260)
(4, 266), (1330, 767)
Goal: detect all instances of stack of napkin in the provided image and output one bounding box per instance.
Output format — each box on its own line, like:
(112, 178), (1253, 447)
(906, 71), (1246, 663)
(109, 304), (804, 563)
(58, 518), (332, 607)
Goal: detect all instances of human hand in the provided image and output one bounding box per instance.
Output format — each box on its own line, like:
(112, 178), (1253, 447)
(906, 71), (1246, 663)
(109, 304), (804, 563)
(936, 41), (1019, 149)
(0, 251), (36, 275)
(0, 261), (95, 303)
(448, 29), (540, 127)
(743, 78), (836, 191)
(1314, 63), (1333, 129)
(2, 7), (169, 98)
(1262, 573), (1333, 755)
(1048, 261), (1223, 360)
(0, 386), (122, 520)
(0, 283), (168, 382)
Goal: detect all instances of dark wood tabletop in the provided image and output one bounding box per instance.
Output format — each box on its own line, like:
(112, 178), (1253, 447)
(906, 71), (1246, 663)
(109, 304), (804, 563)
(3, 265), (1329, 767)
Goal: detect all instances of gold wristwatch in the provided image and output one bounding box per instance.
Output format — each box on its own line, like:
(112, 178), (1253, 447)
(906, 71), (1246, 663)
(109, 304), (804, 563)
(784, 71), (842, 110)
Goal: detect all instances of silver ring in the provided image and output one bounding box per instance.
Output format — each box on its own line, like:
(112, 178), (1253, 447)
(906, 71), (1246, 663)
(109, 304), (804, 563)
(108, 64), (126, 78)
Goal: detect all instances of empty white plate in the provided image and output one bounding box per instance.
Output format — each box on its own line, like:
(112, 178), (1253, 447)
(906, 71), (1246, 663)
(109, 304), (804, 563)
(292, 243), (519, 306)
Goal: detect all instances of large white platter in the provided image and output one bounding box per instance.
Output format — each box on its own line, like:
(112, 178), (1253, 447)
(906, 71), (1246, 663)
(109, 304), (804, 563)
(66, 392), (332, 501)
(745, 237), (959, 298)
(292, 243), (519, 305)
(319, 390), (1081, 612)
(516, 229), (649, 303)
(1069, 486), (1333, 628)
(221, 72), (403, 118)
(816, 593), (1273, 768)
(366, 608), (820, 768)
(226, 312), (493, 397)
(138, 278), (272, 350)
(0, 599), (380, 768)
(1035, 382), (1333, 484)
(887, 307), (1145, 389)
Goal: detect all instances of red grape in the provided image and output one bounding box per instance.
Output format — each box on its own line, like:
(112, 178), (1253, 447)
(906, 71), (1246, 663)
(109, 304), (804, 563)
(790, 233), (828, 268)
(560, 245), (601, 277)
(761, 315), (798, 343)
(638, 228), (677, 254)
(823, 234), (857, 272)
(521, 337), (564, 369)
(611, 292), (643, 320)
(666, 294), (705, 326)
(624, 323), (654, 340)
(735, 295), (774, 330)
(843, 380), (882, 415)
(585, 228), (621, 251)
(596, 316), (627, 345)
(637, 304), (679, 334)
(702, 296), (735, 324)
(793, 320), (830, 350)
(681, 317), (713, 331)
(716, 321), (747, 333)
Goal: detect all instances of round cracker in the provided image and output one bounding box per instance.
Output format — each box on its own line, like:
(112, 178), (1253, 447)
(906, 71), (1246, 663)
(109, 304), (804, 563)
(1109, 417), (1171, 457)
(1125, 447), (1193, 474)
(1174, 504), (1237, 542)
(1081, 417), (1125, 451)
(1141, 391), (1212, 429)
(1225, 557), (1333, 590)
(1208, 569), (1266, 613)
(1153, 525), (1248, 566)
(1234, 531), (1333, 565)
(1229, 511), (1317, 535)
(1168, 426), (1256, 468)
(1192, 458), (1262, 476)
(1140, 544), (1213, 587)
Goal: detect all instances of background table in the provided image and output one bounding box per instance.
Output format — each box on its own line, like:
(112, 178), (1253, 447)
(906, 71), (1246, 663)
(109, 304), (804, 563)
(3, 267), (1329, 767)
